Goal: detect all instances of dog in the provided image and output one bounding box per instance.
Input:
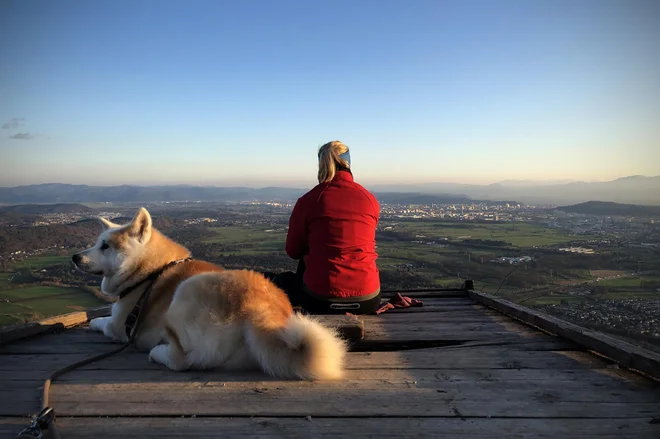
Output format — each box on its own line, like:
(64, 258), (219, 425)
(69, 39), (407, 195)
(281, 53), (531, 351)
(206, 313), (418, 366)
(72, 207), (347, 380)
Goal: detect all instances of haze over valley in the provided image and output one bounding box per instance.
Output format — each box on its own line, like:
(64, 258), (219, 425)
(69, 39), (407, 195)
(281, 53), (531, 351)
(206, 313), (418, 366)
(1, 174), (658, 206)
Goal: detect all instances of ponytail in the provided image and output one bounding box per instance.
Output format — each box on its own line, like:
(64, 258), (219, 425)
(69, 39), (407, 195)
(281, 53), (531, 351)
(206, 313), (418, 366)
(317, 140), (350, 183)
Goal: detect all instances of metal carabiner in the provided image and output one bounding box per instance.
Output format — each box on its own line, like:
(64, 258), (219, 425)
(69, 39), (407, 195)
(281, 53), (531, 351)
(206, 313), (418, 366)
(14, 419), (43, 439)
(14, 407), (55, 439)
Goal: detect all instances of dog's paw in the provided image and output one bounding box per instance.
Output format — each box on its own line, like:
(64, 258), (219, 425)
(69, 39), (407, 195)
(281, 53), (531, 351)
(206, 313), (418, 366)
(149, 344), (169, 365)
(89, 316), (109, 333)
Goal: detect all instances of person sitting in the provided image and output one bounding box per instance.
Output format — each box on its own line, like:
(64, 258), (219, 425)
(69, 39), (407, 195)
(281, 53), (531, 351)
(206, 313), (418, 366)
(267, 140), (381, 314)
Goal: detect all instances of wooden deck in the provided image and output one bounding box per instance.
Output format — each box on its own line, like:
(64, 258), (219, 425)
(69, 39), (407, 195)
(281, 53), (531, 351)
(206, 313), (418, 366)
(1, 295), (660, 438)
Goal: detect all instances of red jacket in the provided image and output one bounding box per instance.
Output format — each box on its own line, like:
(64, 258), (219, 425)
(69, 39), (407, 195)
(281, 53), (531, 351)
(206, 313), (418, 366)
(286, 170), (380, 299)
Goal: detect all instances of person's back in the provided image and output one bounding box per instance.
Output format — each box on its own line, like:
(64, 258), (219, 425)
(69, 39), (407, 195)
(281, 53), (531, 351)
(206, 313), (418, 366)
(292, 168), (380, 298)
(285, 140), (381, 314)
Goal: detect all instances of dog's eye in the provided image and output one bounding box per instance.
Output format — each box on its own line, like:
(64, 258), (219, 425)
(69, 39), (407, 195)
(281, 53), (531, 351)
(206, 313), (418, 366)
(100, 241), (109, 251)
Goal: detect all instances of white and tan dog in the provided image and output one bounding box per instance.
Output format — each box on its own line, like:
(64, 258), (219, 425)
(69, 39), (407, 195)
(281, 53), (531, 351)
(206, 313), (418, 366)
(72, 207), (347, 380)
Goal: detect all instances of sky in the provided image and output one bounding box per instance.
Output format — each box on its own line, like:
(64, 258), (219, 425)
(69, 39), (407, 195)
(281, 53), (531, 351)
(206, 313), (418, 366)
(1, 0), (659, 188)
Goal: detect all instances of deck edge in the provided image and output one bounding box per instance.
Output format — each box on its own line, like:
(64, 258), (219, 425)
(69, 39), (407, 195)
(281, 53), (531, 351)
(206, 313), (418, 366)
(468, 290), (660, 380)
(0, 305), (112, 345)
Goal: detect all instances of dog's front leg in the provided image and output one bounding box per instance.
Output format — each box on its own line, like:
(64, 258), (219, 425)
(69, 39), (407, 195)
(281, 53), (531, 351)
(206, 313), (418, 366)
(89, 316), (126, 342)
(89, 316), (112, 335)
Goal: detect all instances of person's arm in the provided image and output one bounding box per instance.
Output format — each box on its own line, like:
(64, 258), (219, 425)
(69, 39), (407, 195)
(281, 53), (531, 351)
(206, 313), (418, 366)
(286, 198), (307, 259)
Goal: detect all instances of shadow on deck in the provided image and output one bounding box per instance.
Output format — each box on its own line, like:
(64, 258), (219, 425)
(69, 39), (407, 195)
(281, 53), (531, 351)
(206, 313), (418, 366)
(1, 295), (659, 438)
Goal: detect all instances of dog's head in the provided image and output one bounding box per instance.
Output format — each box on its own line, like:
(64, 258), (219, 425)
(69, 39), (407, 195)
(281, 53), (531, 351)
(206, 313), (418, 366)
(72, 207), (153, 280)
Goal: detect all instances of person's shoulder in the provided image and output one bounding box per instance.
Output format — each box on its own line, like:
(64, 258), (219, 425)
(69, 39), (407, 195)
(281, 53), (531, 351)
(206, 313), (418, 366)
(347, 180), (380, 209)
(349, 179), (376, 198)
(297, 183), (325, 203)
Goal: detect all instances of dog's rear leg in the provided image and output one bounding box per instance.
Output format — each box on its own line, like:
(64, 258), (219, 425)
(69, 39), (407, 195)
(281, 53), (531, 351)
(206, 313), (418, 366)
(148, 325), (188, 371)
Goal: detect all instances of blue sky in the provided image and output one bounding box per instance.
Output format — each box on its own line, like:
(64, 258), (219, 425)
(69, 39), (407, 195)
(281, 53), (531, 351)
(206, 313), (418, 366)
(1, 0), (658, 187)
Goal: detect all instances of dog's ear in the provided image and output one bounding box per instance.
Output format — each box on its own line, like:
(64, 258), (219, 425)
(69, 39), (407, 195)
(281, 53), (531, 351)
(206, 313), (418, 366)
(128, 207), (152, 243)
(98, 217), (119, 230)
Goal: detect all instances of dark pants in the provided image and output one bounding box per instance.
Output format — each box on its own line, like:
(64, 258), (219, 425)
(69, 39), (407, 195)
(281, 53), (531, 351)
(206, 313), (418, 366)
(263, 260), (381, 315)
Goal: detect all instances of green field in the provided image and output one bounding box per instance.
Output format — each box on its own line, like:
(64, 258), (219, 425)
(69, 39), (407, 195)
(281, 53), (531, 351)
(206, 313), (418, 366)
(0, 286), (106, 326)
(599, 276), (660, 287)
(202, 220), (584, 259)
(195, 220), (612, 294)
(203, 226), (288, 254)
(384, 220), (584, 247)
(0, 252), (106, 327)
(12, 254), (71, 269)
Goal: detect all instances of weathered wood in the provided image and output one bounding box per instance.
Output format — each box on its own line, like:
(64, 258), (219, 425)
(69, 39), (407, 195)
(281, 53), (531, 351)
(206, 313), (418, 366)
(0, 305), (111, 345)
(379, 297), (475, 307)
(469, 291), (660, 380)
(1, 315), (559, 355)
(363, 312), (511, 324)
(0, 346), (591, 377)
(363, 326), (553, 342)
(3, 383), (655, 418)
(381, 288), (468, 299)
(2, 288), (659, 438)
(2, 416), (658, 439)
(0, 347), (603, 376)
(4, 385), (660, 418)
(0, 330), (539, 355)
(4, 366), (654, 388)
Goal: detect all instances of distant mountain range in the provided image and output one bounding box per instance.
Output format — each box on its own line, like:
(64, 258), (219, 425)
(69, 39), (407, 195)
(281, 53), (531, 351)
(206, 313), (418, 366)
(370, 175), (660, 206)
(0, 175), (658, 206)
(556, 201), (660, 217)
(0, 184), (307, 204)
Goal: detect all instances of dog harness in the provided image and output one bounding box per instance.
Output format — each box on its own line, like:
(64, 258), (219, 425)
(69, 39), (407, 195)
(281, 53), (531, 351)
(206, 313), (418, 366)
(122, 257), (193, 338)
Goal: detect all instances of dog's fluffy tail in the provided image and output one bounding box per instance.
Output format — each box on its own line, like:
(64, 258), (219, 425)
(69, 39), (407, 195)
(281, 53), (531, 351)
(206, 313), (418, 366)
(245, 313), (347, 380)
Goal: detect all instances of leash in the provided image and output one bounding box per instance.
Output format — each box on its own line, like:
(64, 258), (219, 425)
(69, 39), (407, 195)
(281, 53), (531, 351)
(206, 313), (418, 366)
(14, 258), (192, 439)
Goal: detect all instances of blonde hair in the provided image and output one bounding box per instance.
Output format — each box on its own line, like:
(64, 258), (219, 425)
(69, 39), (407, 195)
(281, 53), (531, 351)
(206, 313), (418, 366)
(317, 140), (350, 183)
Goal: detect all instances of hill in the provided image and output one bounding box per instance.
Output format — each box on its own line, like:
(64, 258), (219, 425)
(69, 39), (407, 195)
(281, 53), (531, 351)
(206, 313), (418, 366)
(0, 184), (307, 204)
(0, 203), (95, 214)
(371, 175), (660, 206)
(0, 184), (499, 205)
(556, 201), (660, 217)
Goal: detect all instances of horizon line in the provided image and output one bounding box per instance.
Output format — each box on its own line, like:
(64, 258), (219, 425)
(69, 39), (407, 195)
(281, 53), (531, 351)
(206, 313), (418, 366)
(0, 174), (658, 189)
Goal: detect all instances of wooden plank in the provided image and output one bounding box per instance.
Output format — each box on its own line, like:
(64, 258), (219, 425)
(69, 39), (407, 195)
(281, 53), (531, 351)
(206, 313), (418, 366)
(4, 384), (660, 418)
(0, 347), (607, 375)
(0, 305), (111, 345)
(0, 338), (577, 356)
(3, 381), (655, 418)
(363, 325), (554, 342)
(1, 326), (538, 354)
(381, 288), (468, 298)
(364, 313), (510, 324)
(469, 291), (660, 380)
(3, 366), (654, 388)
(2, 416), (658, 439)
(378, 297), (475, 306)
(3, 310), (568, 355)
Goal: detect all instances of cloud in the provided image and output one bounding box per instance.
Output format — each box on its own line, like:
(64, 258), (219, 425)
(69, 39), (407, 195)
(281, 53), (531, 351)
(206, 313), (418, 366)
(2, 117), (25, 130)
(9, 132), (34, 140)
